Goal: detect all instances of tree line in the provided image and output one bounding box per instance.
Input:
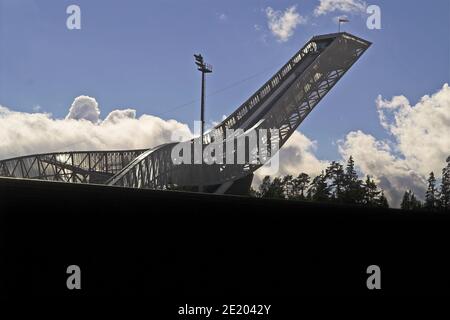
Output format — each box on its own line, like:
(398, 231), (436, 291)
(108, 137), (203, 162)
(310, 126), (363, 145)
(251, 156), (450, 212)
(400, 157), (450, 211)
(250, 156), (389, 208)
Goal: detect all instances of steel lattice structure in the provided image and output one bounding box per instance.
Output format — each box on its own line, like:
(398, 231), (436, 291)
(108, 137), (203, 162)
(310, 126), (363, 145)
(0, 150), (146, 184)
(0, 33), (371, 194)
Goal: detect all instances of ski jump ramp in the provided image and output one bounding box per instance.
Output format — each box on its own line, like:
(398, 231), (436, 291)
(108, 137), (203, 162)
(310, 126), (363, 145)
(0, 33), (371, 194)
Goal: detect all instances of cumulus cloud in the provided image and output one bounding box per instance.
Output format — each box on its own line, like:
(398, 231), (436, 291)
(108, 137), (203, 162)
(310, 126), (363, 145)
(103, 109), (136, 124)
(314, 0), (366, 16)
(66, 95), (101, 123)
(338, 131), (427, 207)
(265, 6), (307, 42)
(0, 96), (192, 160)
(338, 84), (450, 207)
(376, 85), (450, 177)
(254, 131), (329, 185)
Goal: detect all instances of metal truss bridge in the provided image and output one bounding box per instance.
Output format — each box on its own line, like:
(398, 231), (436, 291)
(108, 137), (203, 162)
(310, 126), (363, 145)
(0, 32), (371, 194)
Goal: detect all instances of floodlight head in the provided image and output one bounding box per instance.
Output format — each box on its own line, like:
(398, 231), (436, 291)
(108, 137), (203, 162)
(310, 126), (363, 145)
(203, 63), (213, 73)
(194, 54), (204, 63)
(194, 53), (212, 73)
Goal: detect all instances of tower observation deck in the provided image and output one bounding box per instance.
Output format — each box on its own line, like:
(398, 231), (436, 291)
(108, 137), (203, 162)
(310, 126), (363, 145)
(0, 32), (371, 194)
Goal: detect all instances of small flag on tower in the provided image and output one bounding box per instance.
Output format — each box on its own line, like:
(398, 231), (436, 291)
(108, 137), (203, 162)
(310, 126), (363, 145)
(338, 18), (349, 32)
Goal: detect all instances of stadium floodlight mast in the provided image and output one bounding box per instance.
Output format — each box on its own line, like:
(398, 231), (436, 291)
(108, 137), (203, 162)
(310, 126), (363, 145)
(194, 53), (213, 193)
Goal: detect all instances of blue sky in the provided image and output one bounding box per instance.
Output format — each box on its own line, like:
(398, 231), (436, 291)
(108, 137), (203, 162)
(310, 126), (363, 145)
(0, 0), (449, 163)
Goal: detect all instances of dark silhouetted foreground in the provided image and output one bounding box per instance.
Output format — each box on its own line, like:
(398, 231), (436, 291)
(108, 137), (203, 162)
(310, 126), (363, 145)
(1, 177), (449, 297)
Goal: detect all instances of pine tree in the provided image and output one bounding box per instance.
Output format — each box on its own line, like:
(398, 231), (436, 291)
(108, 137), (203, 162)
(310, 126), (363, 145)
(308, 172), (330, 202)
(345, 156), (358, 182)
(425, 172), (438, 210)
(377, 191), (389, 208)
(282, 175), (295, 199)
(401, 190), (411, 210)
(363, 175), (381, 207)
(271, 177), (285, 199)
(401, 190), (423, 210)
(292, 173), (310, 200)
(440, 156), (450, 211)
(342, 156), (364, 204)
(410, 192), (422, 210)
(325, 161), (345, 202)
(259, 177), (285, 199)
(259, 176), (272, 198)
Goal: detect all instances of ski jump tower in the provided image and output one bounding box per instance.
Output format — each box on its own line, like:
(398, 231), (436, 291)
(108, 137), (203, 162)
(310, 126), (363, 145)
(0, 33), (371, 194)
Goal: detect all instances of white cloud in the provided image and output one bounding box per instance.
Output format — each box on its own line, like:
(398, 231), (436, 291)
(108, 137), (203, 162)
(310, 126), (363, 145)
(103, 109), (136, 124)
(338, 84), (450, 207)
(377, 84), (450, 176)
(218, 13), (227, 21)
(265, 6), (307, 42)
(314, 0), (366, 16)
(338, 130), (427, 207)
(0, 96), (192, 160)
(65, 95), (100, 123)
(254, 131), (329, 185)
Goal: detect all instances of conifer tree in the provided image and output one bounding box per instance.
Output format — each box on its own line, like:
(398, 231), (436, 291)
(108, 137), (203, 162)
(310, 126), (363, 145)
(410, 192), (422, 210)
(401, 190), (422, 210)
(342, 156), (364, 204)
(259, 177), (284, 199)
(377, 191), (389, 208)
(292, 173), (310, 200)
(308, 171), (330, 202)
(425, 172), (438, 210)
(259, 176), (272, 198)
(363, 175), (380, 206)
(401, 190), (411, 210)
(325, 161), (345, 202)
(440, 157), (450, 211)
(282, 175), (295, 199)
